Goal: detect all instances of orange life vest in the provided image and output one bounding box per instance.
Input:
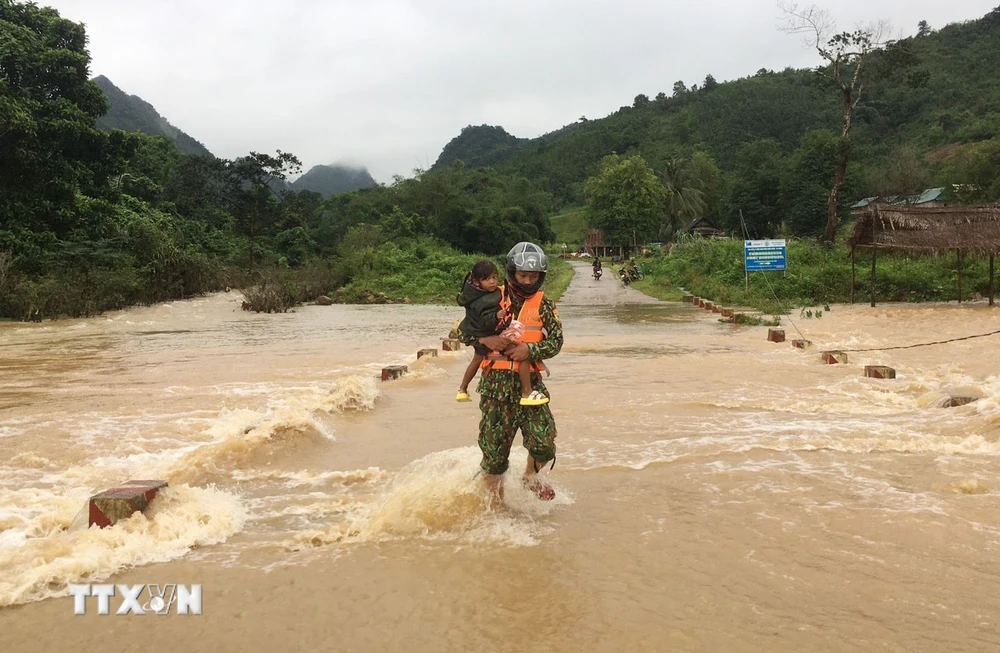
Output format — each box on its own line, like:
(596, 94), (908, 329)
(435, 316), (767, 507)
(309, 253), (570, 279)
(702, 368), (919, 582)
(480, 288), (546, 373)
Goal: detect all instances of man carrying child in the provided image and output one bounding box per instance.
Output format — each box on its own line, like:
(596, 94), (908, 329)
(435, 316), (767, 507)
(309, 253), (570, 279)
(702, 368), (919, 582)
(459, 242), (563, 501)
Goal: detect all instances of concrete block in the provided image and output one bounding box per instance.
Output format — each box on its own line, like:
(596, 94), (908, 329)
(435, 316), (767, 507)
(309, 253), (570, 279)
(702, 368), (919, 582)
(943, 395), (977, 408)
(441, 339), (462, 351)
(89, 480), (168, 528)
(767, 328), (785, 343)
(381, 365), (408, 381)
(703, 301), (714, 311)
(721, 308), (733, 318)
(791, 339), (812, 349)
(417, 348), (437, 359)
(864, 365), (896, 379)
(820, 350), (848, 364)
(682, 294), (694, 303)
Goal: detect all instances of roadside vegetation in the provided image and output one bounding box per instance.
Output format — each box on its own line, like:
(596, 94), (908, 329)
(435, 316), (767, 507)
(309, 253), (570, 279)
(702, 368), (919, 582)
(634, 234), (994, 315)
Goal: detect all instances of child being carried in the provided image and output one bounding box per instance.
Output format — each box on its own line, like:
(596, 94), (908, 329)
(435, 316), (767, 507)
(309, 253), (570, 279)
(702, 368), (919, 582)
(455, 260), (548, 406)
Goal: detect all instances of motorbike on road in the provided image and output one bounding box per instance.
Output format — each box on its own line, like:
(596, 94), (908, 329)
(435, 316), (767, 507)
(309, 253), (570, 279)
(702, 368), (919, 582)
(619, 267), (642, 285)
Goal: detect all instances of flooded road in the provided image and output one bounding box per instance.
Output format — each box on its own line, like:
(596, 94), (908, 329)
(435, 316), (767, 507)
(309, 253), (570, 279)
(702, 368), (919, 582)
(2, 261), (1000, 652)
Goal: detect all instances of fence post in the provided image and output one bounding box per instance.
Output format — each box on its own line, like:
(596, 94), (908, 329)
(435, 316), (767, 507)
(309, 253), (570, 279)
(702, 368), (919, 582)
(870, 249), (877, 308)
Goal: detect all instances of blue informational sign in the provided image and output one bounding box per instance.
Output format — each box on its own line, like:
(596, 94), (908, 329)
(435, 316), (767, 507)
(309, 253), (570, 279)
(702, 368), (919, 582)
(744, 239), (787, 272)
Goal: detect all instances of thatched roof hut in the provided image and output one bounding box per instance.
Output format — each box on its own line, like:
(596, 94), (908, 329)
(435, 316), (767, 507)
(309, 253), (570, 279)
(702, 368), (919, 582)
(848, 203), (1000, 306)
(849, 204), (1000, 255)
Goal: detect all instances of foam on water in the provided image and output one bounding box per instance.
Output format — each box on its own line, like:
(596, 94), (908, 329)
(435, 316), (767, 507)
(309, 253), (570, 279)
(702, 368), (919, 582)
(0, 373), (386, 606)
(0, 484), (246, 607)
(290, 447), (570, 551)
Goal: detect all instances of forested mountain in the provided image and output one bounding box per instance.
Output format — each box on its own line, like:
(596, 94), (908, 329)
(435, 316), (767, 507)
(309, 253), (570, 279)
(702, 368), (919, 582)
(92, 75), (213, 157)
(434, 8), (1000, 214)
(289, 164), (376, 197)
(433, 125), (527, 169)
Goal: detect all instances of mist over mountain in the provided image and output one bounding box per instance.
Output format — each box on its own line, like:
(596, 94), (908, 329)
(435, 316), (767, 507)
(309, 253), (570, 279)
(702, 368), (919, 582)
(92, 76), (375, 196)
(290, 164), (376, 197)
(92, 76), (212, 158)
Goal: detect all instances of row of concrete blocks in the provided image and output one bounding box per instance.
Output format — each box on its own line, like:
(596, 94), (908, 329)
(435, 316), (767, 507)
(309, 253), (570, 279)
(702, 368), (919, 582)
(684, 294), (736, 318)
(766, 327), (977, 407)
(682, 294), (741, 320)
(379, 338), (464, 381)
(89, 338), (469, 528)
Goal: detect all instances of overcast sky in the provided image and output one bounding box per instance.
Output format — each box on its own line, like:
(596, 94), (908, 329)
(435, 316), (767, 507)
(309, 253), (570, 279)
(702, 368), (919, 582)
(41, 0), (998, 182)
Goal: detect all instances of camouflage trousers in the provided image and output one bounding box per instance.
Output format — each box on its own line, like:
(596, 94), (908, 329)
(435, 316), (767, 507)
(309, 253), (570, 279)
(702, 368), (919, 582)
(477, 370), (557, 476)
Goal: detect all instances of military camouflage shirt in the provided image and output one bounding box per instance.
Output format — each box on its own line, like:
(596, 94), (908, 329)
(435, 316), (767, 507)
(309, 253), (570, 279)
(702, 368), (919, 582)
(459, 291), (563, 400)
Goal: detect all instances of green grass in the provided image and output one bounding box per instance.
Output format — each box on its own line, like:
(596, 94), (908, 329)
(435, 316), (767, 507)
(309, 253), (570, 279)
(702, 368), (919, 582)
(632, 235), (996, 315)
(548, 206), (588, 248)
(629, 276), (685, 302)
(542, 257), (573, 303)
(335, 238), (574, 306)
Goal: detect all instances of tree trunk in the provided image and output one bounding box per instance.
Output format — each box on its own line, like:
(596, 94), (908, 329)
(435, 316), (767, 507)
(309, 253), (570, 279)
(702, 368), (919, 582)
(821, 86), (854, 244)
(248, 201), (257, 271)
(822, 154), (848, 243)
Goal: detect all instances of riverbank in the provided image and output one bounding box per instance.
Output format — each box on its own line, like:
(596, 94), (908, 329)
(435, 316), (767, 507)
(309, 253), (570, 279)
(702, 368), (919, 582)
(2, 242), (574, 322)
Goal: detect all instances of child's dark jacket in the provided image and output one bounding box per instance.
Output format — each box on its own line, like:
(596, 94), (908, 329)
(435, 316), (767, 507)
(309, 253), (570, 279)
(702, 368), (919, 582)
(457, 282), (502, 338)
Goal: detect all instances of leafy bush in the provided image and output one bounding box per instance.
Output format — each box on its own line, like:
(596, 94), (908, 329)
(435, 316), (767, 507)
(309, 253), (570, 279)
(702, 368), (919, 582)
(241, 269), (297, 313)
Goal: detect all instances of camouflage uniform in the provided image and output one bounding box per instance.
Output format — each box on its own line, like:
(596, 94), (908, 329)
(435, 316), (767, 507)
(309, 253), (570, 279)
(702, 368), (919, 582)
(462, 293), (563, 475)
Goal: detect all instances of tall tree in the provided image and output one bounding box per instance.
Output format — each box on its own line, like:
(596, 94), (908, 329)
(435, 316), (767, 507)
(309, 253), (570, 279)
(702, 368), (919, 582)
(726, 138), (785, 237)
(660, 157), (707, 238)
(780, 130), (844, 237)
(778, 2), (889, 243)
(585, 154), (666, 248)
(0, 0), (111, 242)
(688, 150), (723, 221)
(228, 150), (301, 269)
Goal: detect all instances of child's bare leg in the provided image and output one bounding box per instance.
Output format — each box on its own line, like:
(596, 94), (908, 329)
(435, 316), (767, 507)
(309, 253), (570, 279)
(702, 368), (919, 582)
(518, 363), (533, 398)
(459, 353), (484, 392)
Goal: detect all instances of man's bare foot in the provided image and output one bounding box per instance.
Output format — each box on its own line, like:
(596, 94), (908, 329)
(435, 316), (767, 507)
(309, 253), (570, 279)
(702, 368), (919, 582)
(522, 476), (555, 501)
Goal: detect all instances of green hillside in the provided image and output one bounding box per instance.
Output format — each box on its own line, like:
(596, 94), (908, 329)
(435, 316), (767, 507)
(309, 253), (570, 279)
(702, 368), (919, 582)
(92, 76), (212, 157)
(434, 8), (1000, 228)
(548, 207), (588, 247)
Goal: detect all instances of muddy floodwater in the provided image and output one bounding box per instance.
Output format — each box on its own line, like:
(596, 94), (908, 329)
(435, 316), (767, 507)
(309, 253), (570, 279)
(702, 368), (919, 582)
(2, 261), (1000, 652)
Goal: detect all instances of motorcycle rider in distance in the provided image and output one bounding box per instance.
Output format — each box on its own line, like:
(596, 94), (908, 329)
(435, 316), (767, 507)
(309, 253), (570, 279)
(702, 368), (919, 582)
(592, 257), (602, 280)
(619, 257), (641, 285)
(626, 257), (641, 282)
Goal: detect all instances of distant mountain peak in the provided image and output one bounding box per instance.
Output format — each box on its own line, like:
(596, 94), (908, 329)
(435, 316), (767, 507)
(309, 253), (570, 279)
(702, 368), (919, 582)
(92, 76), (213, 158)
(432, 124), (526, 170)
(290, 163), (376, 197)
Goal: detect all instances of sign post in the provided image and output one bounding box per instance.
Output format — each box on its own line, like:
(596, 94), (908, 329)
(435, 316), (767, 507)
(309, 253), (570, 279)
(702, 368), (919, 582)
(744, 239), (787, 290)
